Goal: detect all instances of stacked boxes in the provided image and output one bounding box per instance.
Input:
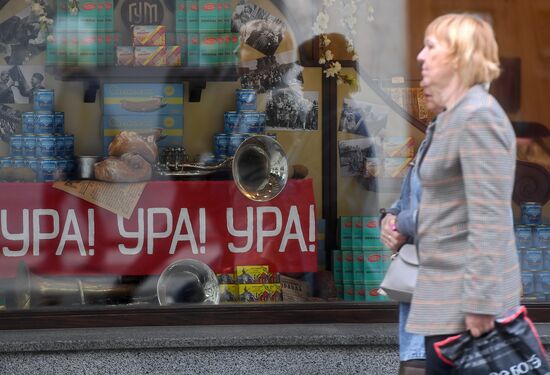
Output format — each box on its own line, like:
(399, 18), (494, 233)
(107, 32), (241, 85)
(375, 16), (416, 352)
(116, 25), (182, 67)
(175, 0), (239, 66)
(516, 202), (550, 302)
(102, 83), (184, 155)
(333, 216), (391, 302)
(217, 265), (281, 303)
(47, 0), (119, 66)
(0, 89), (75, 182)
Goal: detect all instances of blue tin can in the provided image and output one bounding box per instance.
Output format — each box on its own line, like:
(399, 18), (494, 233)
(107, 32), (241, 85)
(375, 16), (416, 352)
(235, 89), (256, 112)
(523, 248), (544, 271)
(521, 271), (535, 295)
(54, 112), (65, 134)
(35, 113), (55, 134)
(63, 134), (74, 157)
(535, 225), (550, 248)
(21, 112), (35, 133)
(224, 111), (238, 133)
(57, 158), (68, 180)
(38, 157), (58, 182)
(33, 89), (55, 113)
(9, 134), (24, 156)
(536, 271), (550, 294)
(36, 134), (57, 157)
(11, 156), (26, 169)
(544, 249), (550, 270)
(0, 157), (12, 168)
(521, 202), (542, 226)
(213, 133), (229, 158)
(228, 134), (247, 156)
(25, 157), (39, 173)
(22, 135), (36, 157)
(515, 225), (533, 249)
(65, 158), (75, 178)
(54, 135), (65, 157)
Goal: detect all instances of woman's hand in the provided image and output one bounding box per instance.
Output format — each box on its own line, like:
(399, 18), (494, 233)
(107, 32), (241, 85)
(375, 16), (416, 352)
(380, 214), (407, 253)
(465, 313), (495, 337)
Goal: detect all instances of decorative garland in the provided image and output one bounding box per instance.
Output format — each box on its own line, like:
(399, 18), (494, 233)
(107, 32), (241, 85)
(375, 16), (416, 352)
(312, 0), (374, 86)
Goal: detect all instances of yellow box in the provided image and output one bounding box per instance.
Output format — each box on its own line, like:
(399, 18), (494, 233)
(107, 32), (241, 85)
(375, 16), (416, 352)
(236, 265), (272, 284)
(219, 284), (239, 303)
(238, 283), (282, 302)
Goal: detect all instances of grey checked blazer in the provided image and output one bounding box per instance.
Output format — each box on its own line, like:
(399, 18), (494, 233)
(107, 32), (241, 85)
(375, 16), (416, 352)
(406, 85), (521, 336)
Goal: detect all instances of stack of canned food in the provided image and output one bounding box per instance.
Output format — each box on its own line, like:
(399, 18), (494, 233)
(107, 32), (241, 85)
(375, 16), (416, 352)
(213, 88), (271, 162)
(0, 89), (75, 182)
(515, 202), (550, 302)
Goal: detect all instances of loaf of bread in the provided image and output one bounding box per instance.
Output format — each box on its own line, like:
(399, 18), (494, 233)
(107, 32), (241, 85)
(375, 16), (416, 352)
(94, 153), (152, 182)
(108, 131), (158, 164)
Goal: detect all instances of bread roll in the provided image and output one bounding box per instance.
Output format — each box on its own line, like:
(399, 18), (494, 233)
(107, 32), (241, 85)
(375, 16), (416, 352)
(94, 153), (152, 182)
(108, 131), (158, 164)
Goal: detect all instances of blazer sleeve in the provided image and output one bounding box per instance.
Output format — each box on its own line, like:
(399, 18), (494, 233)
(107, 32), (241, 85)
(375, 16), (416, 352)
(459, 105), (516, 315)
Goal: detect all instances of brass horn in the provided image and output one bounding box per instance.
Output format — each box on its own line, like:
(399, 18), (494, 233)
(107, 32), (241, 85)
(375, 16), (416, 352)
(14, 262), (140, 309)
(157, 135), (292, 202)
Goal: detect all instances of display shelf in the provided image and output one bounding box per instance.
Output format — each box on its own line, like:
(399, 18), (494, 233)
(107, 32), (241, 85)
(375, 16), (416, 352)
(46, 66), (244, 103)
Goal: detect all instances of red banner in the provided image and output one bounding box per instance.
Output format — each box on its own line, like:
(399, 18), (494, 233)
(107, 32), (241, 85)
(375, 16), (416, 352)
(0, 180), (317, 277)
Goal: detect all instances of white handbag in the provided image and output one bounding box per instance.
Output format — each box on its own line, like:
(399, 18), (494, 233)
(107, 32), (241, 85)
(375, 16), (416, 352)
(379, 244), (418, 303)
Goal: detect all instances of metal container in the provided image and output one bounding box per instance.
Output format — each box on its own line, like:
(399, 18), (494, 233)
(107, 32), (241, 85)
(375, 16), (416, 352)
(75, 156), (103, 180)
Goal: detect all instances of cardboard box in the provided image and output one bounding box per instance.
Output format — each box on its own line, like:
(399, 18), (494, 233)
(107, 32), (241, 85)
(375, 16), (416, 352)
(134, 46), (166, 66)
(235, 265), (277, 284)
(339, 216), (352, 250)
(219, 284), (239, 302)
(238, 283), (282, 302)
(78, 0), (98, 31)
(342, 250), (354, 283)
(78, 32), (98, 67)
(166, 46), (182, 66)
(133, 25), (166, 46)
(364, 282), (389, 302)
(353, 251), (365, 283)
(116, 46), (134, 66)
(363, 249), (392, 273)
(103, 83), (184, 116)
(332, 250), (343, 283)
(352, 216), (362, 250)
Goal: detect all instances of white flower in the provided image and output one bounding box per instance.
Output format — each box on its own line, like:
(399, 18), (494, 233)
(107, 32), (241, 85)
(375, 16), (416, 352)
(319, 57), (326, 64)
(324, 61), (342, 77)
(315, 12), (329, 30)
(39, 15), (48, 23)
(322, 35), (331, 47)
(325, 49), (334, 61)
(31, 3), (45, 15)
(47, 34), (55, 43)
(337, 78), (344, 85)
(352, 54), (359, 61)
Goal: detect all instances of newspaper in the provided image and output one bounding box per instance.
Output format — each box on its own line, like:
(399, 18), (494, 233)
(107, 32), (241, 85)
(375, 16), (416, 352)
(53, 180), (146, 219)
(280, 274), (309, 302)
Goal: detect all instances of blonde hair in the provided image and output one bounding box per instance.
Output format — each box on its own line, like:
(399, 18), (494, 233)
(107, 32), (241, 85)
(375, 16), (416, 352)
(425, 13), (501, 86)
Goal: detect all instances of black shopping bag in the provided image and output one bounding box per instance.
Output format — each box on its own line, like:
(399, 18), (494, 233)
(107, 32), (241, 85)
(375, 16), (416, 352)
(435, 306), (550, 374)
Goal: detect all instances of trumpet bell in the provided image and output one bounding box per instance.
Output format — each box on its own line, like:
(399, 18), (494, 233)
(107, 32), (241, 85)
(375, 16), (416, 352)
(233, 135), (289, 202)
(157, 259), (219, 305)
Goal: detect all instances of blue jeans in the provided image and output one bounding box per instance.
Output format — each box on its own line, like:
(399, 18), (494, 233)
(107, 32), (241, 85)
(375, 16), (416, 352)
(399, 302), (426, 361)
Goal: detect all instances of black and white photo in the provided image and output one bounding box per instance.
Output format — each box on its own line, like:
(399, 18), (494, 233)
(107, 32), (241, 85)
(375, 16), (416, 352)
(339, 98), (388, 137)
(0, 1), (54, 65)
(0, 65), (46, 104)
(231, 1), (286, 56)
(338, 138), (378, 177)
(240, 51), (303, 93)
(265, 89), (318, 131)
(0, 104), (22, 142)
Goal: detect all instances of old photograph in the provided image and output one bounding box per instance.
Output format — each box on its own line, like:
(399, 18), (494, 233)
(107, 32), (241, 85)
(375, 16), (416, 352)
(240, 51), (303, 93)
(265, 89), (318, 131)
(0, 104), (21, 142)
(0, 65), (46, 104)
(0, 1), (53, 65)
(339, 98), (388, 137)
(338, 138), (379, 177)
(231, 1), (286, 55)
